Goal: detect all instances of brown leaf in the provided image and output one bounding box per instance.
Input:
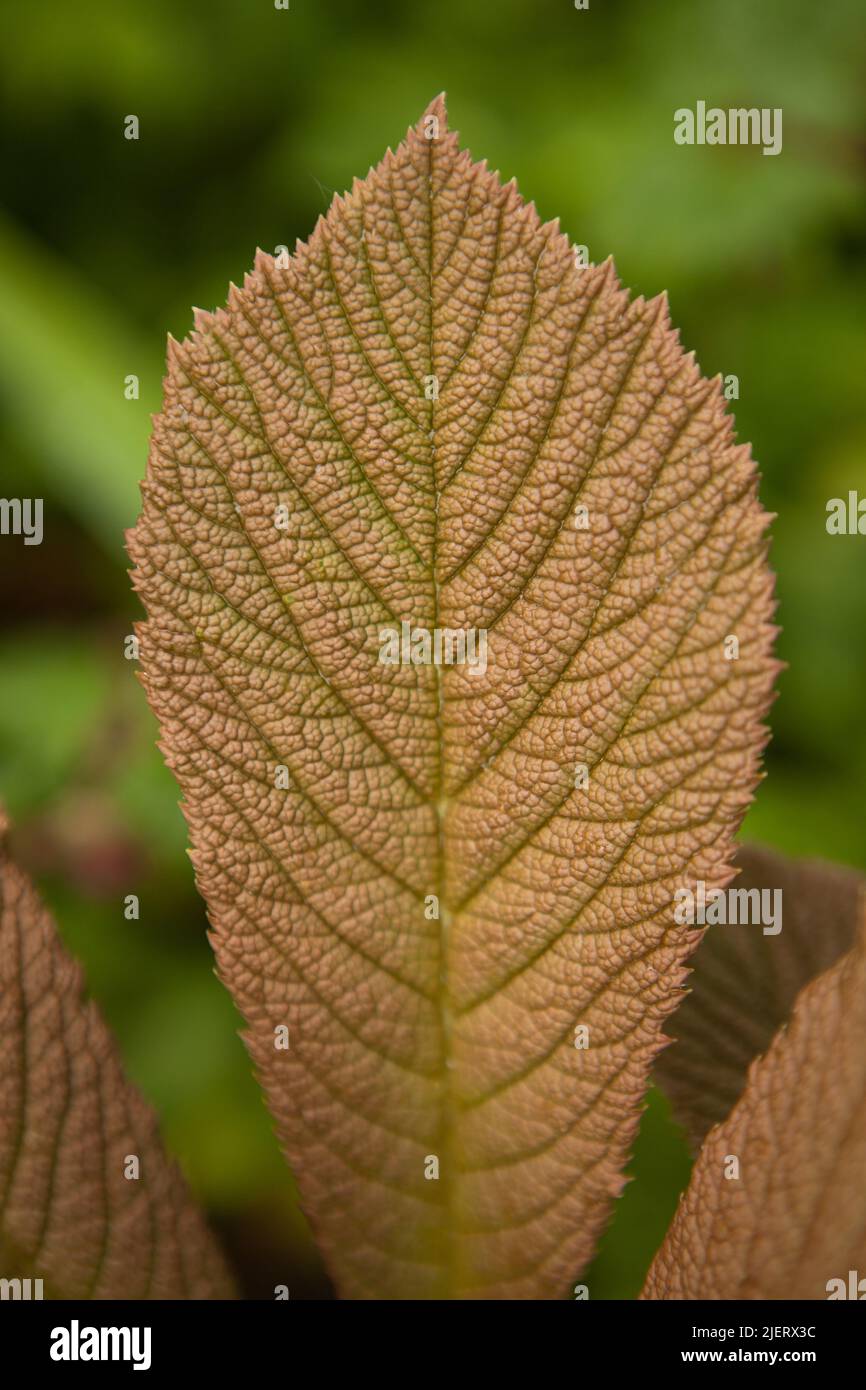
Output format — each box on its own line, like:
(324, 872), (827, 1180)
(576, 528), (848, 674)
(0, 819), (235, 1298)
(655, 843), (864, 1149)
(643, 904), (866, 1300)
(128, 95), (778, 1298)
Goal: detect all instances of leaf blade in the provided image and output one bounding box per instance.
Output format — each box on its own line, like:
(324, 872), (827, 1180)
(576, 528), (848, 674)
(643, 905), (866, 1300)
(655, 843), (865, 1149)
(0, 822), (235, 1299)
(129, 95), (778, 1298)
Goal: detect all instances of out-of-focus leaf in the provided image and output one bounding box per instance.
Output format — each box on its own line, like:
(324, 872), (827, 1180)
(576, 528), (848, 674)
(0, 815), (235, 1298)
(656, 843), (865, 1149)
(129, 95), (777, 1299)
(643, 904), (866, 1300)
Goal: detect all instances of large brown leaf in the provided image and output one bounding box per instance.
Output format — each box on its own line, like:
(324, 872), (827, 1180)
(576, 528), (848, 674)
(643, 905), (866, 1300)
(655, 843), (864, 1149)
(128, 95), (778, 1298)
(0, 820), (234, 1298)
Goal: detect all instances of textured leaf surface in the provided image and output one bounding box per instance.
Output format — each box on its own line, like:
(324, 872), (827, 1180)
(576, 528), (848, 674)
(129, 96), (777, 1299)
(643, 907), (866, 1300)
(0, 821), (234, 1298)
(656, 843), (864, 1149)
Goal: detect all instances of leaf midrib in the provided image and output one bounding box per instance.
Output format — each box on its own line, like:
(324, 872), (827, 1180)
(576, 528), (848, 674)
(426, 126), (459, 1300)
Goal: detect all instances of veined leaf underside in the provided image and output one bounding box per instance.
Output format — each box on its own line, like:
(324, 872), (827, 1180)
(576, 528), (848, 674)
(129, 96), (777, 1299)
(644, 909), (866, 1300)
(0, 821), (234, 1299)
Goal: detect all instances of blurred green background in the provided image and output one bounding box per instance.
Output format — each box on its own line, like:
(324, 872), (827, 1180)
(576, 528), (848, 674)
(0, 0), (864, 1299)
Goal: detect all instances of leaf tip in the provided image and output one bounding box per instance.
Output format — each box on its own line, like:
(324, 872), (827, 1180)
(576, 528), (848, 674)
(421, 91), (448, 128)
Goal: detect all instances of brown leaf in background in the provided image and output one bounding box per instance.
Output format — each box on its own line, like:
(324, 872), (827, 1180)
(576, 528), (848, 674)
(129, 95), (778, 1298)
(0, 817), (235, 1298)
(655, 843), (864, 1149)
(643, 903), (866, 1300)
